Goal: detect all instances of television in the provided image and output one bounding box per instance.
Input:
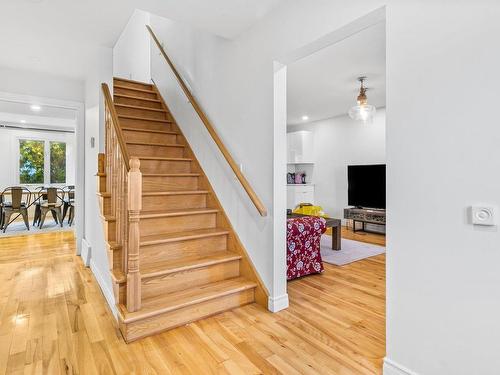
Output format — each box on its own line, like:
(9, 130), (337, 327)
(347, 164), (386, 209)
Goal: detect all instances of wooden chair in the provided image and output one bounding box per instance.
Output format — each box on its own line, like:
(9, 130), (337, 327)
(0, 187), (31, 233)
(39, 188), (64, 229)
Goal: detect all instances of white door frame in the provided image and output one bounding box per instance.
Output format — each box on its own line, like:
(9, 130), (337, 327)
(0, 91), (85, 254)
(272, 7), (386, 310)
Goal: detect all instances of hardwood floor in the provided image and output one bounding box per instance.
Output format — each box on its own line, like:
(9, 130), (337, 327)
(0, 230), (385, 374)
(339, 225), (386, 246)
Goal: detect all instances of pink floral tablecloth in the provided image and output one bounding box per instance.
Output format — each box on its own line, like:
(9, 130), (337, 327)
(286, 216), (326, 280)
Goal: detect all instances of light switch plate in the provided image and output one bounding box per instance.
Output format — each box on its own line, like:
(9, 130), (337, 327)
(471, 206), (497, 226)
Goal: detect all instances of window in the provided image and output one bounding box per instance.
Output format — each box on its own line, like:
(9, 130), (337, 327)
(19, 140), (45, 184)
(18, 139), (67, 184)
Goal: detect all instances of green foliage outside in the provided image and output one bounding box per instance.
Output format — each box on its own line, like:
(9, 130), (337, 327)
(19, 140), (44, 184)
(50, 142), (66, 183)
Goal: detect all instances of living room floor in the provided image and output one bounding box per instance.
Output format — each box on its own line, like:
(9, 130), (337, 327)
(0, 228), (385, 374)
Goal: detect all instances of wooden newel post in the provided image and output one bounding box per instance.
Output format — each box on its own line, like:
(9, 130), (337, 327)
(127, 157), (142, 312)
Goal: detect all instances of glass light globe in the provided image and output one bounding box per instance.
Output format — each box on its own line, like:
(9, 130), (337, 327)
(348, 104), (376, 123)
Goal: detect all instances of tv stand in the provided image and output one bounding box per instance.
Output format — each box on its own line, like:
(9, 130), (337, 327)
(344, 207), (386, 233)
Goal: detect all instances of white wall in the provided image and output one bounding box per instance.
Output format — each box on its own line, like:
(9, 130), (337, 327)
(0, 66), (84, 102)
(83, 47), (115, 313)
(113, 9), (151, 83)
(385, 2), (500, 374)
(141, 1), (500, 374)
(288, 109), (386, 221)
(0, 128), (75, 189)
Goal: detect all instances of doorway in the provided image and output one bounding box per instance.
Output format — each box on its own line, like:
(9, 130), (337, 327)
(272, 6), (387, 371)
(0, 91), (84, 253)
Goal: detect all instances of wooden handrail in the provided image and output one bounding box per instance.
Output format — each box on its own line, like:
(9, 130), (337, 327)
(146, 25), (268, 217)
(101, 83), (131, 171)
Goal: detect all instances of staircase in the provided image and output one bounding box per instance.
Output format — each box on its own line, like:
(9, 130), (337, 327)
(97, 77), (267, 342)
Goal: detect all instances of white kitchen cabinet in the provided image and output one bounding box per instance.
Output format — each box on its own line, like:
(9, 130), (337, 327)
(287, 184), (315, 209)
(287, 131), (314, 163)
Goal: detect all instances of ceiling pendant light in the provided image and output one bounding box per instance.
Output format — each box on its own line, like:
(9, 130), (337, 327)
(348, 76), (376, 123)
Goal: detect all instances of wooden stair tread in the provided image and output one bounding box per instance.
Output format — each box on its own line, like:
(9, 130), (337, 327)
(135, 156), (192, 161)
(140, 228), (230, 246)
(111, 269), (126, 283)
(142, 190), (209, 196)
(111, 251), (241, 283)
(114, 93), (161, 102)
(119, 277), (257, 323)
(139, 208), (218, 219)
(118, 114), (172, 123)
(114, 84), (155, 93)
(107, 241), (122, 250)
(121, 127), (178, 134)
(126, 141), (185, 148)
(113, 77), (153, 86)
(142, 173), (200, 177)
(142, 251), (242, 278)
(115, 103), (167, 113)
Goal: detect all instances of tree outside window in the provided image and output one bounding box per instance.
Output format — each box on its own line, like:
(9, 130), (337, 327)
(50, 141), (66, 183)
(19, 139), (67, 184)
(19, 140), (45, 184)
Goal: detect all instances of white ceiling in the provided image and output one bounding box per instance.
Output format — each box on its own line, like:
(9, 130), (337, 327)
(0, 0), (284, 80)
(0, 100), (76, 130)
(287, 22), (386, 125)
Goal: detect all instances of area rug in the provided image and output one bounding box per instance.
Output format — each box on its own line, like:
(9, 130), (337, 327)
(0, 219), (74, 238)
(320, 235), (385, 266)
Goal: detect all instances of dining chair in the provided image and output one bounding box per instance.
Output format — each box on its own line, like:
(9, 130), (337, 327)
(0, 194), (4, 230)
(1, 187), (32, 233)
(62, 185), (75, 225)
(33, 186), (61, 227)
(32, 186), (45, 227)
(39, 187), (64, 229)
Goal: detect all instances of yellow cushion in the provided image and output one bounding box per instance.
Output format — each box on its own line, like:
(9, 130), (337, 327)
(292, 204), (329, 218)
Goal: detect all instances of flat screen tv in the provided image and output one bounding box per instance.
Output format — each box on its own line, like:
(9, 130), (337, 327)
(347, 164), (386, 209)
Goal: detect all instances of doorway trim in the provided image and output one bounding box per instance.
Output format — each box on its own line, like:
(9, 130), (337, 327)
(272, 6), (386, 311)
(0, 90), (85, 254)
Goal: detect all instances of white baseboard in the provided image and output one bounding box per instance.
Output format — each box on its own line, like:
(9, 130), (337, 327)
(89, 258), (118, 319)
(383, 358), (419, 375)
(81, 238), (92, 266)
(268, 293), (289, 312)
